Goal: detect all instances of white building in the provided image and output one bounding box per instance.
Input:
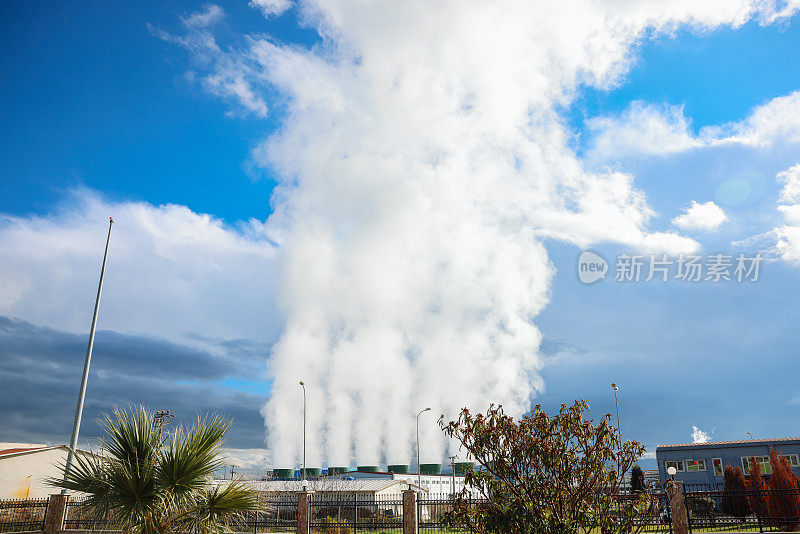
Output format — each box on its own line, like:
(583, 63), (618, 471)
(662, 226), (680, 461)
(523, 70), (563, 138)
(219, 478), (425, 500)
(0, 444), (93, 499)
(334, 470), (478, 497)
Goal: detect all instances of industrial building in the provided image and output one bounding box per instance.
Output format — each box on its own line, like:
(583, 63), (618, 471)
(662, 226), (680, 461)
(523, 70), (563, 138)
(0, 443), (94, 499)
(656, 437), (800, 485)
(269, 462), (479, 497)
(236, 478), (425, 500)
(343, 464), (471, 495)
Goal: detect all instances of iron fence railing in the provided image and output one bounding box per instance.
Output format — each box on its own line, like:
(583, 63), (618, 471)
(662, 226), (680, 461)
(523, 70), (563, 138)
(228, 497), (299, 533)
(0, 497), (49, 533)
(4, 485), (800, 534)
(66, 496), (299, 533)
(418, 494), (488, 533)
(682, 485), (800, 533)
(310, 494), (404, 533)
(63, 497), (118, 530)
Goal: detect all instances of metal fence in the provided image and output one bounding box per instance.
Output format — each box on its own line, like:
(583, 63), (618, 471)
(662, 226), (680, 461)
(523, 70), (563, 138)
(309, 494), (404, 533)
(230, 497), (299, 533)
(418, 494), (487, 533)
(418, 492), (672, 534)
(65, 496), (299, 533)
(0, 497), (49, 533)
(683, 484), (800, 533)
(5, 486), (800, 534)
(63, 497), (120, 530)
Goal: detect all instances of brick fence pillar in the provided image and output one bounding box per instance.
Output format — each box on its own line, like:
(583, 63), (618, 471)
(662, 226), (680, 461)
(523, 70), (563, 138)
(403, 489), (418, 534)
(44, 493), (68, 534)
(297, 490), (313, 534)
(667, 480), (688, 534)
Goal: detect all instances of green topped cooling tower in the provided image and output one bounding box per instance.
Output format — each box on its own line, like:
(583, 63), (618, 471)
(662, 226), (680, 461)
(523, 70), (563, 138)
(272, 468), (293, 480)
(454, 462), (475, 475)
(388, 464), (411, 474)
(357, 465), (380, 472)
(327, 467), (349, 475)
(420, 463), (442, 475)
(305, 468), (322, 477)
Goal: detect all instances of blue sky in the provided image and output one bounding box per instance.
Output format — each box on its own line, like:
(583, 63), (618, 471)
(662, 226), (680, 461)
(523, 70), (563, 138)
(2, 1), (800, 470)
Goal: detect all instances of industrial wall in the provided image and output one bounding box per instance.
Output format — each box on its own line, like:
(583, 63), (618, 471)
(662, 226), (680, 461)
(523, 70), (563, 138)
(0, 447), (73, 499)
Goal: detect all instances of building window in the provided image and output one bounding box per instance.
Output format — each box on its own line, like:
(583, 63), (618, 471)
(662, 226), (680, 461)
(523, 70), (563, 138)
(665, 461), (684, 472)
(785, 454), (799, 468)
(686, 459), (706, 472)
(712, 458), (724, 477)
(742, 456), (772, 475)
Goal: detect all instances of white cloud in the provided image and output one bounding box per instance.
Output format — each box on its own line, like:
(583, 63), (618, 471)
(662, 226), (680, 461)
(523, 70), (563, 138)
(704, 91), (800, 147)
(150, 8), (269, 118)
(672, 201), (728, 231)
(587, 103), (701, 160)
(221, 448), (272, 469)
(250, 0), (292, 18)
(773, 164), (800, 264)
(158, 1), (794, 468)
(735, 164), (800, 265)
(182, 4), (225, 29)
(588, 91), (800, 161)
(0, 191), (281, 347)
(692, 425), (711, 443)
(778, 164), (800, 204)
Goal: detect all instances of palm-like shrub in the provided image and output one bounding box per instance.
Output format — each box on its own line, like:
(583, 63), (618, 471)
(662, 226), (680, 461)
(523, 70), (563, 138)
(49, 406), (262, 534)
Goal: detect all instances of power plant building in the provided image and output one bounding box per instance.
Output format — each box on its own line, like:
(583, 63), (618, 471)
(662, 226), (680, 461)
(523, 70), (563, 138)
(331, 464), (476, 496)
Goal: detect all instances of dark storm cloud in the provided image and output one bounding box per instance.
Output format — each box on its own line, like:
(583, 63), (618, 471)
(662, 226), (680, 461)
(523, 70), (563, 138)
(0, 316), (269, 449)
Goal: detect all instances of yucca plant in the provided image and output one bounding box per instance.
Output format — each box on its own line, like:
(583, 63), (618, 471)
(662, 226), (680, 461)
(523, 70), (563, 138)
(49, 405), (262, 534)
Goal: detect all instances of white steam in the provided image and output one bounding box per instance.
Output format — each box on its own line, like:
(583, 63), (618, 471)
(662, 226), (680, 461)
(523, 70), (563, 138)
(692, 426), (711, 444)
(160, 1), (798, 468)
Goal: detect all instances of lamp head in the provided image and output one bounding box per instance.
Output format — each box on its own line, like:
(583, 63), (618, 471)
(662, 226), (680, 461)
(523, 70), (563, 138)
(299, 381), (304, 386)
(611, 382), (617, 391)
(667, 466), (677, 477)
(425, 407), (431, 411)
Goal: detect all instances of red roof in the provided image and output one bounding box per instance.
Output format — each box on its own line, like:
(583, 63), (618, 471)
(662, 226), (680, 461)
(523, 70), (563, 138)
(658, 437), (800, 449)
(0, 446), (48, 456)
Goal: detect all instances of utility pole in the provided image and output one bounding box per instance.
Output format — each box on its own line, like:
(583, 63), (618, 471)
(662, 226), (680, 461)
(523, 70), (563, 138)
(611, 382), (621, 439)
(62, 217), (113, 494)
(299, 381), (306, 481)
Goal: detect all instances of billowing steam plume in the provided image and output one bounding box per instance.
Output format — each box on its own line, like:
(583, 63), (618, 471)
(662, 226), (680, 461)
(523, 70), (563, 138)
(162, 0), (798, 468)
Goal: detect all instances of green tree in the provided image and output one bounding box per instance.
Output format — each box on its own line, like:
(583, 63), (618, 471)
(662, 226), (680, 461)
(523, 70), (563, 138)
(439, 400), (657, 534)
(49, 406), (262, 534)
(721, 465), (750, 521)
(631, 465), (646, 494)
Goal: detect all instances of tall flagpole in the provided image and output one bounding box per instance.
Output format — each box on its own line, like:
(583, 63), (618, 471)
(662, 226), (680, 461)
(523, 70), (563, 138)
(62, 217), (113, 493)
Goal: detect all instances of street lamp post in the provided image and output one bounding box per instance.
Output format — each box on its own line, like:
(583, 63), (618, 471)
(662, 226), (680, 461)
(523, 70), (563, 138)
(62, 217), (113, 494)
(299, 381), (306, 482)
(416, 407), (431, 489)
(449, 455), (457, 498)
(611, 382), (621, 440)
